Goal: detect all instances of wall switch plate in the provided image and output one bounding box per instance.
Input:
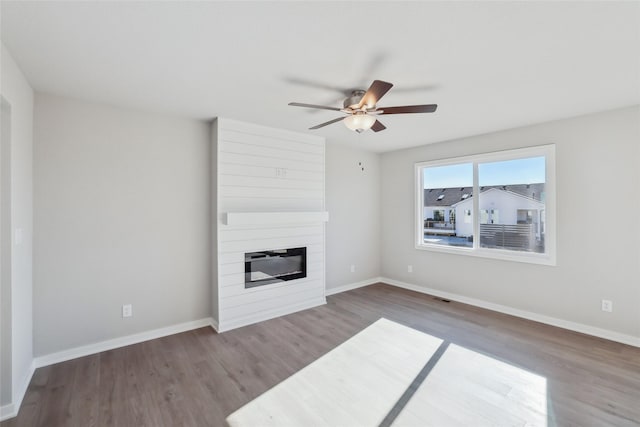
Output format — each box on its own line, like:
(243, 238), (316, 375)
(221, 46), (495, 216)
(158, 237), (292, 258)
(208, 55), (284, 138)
(408, 265), (413, 273)
(122, 304), (133, 318)
(350, 264), (355, 273)
(601, 299), (613, 313)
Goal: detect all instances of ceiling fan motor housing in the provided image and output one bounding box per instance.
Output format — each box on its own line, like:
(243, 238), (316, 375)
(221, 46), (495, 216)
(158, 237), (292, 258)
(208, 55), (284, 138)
(343, 90), (366, 109)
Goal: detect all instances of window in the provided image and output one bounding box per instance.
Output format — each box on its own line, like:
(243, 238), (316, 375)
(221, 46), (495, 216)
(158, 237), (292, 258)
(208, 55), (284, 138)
(416, 145), (555, 265)
(421, 163), (473, 248)
(517, 209), (534, 224)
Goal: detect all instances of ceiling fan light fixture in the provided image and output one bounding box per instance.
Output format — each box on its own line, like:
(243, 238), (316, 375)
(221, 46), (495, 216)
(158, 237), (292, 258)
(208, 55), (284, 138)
(344, 113), (376, 132)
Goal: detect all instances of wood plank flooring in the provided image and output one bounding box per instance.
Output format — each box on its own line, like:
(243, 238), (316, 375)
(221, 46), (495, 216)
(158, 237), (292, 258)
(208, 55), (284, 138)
(3, 283), (640, 426)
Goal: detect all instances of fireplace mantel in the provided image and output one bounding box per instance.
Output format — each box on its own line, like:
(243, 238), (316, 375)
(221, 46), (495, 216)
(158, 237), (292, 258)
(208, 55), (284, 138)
(224, 211), (329, 226)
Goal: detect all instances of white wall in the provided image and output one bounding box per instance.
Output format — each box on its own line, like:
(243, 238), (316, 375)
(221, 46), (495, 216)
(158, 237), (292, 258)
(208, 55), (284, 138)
(33, 93), (211, 356)
(210, 121), (219, 325)
(0, 97), (11, 407)
(325, 143), (381, 290)
(381, 106), (640, 339)
(0, 43), (34, 416)
(214, 118), (326, 331)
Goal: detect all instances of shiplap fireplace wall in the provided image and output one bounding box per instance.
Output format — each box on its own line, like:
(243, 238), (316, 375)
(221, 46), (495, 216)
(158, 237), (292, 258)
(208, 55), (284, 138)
(211, 118), (328, 332)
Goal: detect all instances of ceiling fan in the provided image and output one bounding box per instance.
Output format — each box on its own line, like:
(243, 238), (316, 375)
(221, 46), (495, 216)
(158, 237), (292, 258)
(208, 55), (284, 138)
(288, 80), (437, 133)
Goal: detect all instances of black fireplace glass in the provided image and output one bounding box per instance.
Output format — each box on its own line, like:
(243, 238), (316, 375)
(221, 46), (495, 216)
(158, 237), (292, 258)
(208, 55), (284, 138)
(244, 247), (307, 288)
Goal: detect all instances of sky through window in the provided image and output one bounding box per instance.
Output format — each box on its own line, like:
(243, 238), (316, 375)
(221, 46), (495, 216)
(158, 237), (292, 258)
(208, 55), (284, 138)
(424, 157), (545, 189)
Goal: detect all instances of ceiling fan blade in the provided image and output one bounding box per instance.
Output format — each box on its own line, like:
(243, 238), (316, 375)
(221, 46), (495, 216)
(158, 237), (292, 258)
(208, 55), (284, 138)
(358, 80), (394, 109)
(284, 77), (353, 96)
(289, 102), (342, 112)
(378, 104), (438, 115)
(309, 117), (344, 130)
(371, 120), (386, 132)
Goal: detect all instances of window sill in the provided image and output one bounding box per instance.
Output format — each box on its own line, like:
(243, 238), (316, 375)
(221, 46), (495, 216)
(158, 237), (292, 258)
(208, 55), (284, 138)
(415, 242), (556, 266)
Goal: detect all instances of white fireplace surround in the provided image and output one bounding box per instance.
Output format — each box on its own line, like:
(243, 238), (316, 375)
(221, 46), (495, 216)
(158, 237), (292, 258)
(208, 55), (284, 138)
(224, 211), (329, 226)
(212, 118), (327, 332)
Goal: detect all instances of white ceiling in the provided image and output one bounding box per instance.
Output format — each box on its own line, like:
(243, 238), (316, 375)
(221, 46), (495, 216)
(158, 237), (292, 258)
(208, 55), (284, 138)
(2, 1), (639, 152)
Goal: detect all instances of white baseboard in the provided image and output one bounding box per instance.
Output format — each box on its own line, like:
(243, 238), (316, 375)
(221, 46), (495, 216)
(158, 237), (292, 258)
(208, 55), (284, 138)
(210, 317), (220, 333)
(380, 277), (640, 348)
(34, 317), (214, 369)
(0, 403), (16, 422)
(2, 318), (213, 421)
(325, 277), (383, 296)
(4, 277), (636, 422)
(0, 359), (36, 422)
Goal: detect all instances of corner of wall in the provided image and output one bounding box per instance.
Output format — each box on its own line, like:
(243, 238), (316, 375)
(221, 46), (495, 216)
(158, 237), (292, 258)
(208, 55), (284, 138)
(0, 42), (35, 421)
(210, 118), (219, 324)
(324, 143), (382, 291)
(378, 106), (640, 342)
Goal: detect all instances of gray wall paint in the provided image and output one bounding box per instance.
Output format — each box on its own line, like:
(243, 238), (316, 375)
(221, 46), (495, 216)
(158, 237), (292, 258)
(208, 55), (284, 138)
(19, 90), (640, 366)
(33, 93), (211, 356)
(0, 44), (34, 407)
(381, 106), (640, 338)
(325, 143), (381, 290)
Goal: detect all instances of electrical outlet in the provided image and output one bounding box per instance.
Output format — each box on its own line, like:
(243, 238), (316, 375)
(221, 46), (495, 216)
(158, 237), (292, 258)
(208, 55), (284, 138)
(350, 264), (355, 273)
(408, 265), (413, 273)
(122, 304), (133, 318)
(601, 300), (613, 313)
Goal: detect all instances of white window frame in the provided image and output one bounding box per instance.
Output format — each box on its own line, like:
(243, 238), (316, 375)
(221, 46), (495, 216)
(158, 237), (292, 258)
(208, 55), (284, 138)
(415, 144), (556, 266)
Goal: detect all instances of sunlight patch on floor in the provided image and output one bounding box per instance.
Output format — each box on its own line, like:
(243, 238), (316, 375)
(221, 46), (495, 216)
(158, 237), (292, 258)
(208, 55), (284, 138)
(393, 343), (548, 426)
(226, 318), (548, 427)
(227, 318), (442, 426)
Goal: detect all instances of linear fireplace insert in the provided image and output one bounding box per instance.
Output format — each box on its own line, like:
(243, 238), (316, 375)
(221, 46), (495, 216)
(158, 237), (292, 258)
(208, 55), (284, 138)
(245, 247), (307, 288)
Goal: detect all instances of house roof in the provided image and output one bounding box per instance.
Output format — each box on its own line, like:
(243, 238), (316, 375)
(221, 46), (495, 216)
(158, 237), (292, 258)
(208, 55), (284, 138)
(424, 183), (545, 207)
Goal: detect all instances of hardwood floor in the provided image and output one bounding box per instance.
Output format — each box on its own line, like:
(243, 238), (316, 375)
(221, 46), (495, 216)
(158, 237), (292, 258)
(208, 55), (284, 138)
(3, 283), (640, 426)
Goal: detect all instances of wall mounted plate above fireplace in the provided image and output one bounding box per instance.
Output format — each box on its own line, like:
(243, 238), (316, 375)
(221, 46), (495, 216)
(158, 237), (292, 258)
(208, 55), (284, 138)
(225, 211), (329, 226)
